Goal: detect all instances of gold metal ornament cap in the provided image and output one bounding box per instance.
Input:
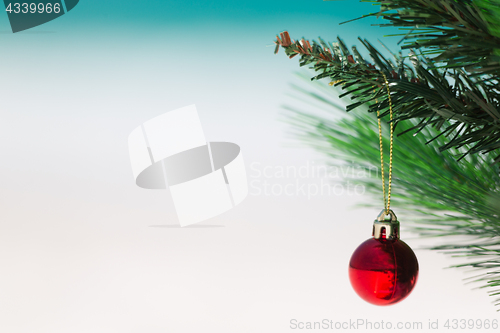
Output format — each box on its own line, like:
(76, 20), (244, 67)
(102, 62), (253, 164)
(372, 209), (400, 240)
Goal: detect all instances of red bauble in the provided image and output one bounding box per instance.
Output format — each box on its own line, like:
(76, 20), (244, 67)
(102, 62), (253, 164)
(349, 237), (418, 306)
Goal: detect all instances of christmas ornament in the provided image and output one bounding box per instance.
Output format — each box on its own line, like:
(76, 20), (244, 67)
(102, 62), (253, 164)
(349, 209), (419, 305)
(348, 73), (419, 306)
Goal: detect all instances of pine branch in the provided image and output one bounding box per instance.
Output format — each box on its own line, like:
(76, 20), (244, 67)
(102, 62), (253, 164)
(274, 0), (500, 162)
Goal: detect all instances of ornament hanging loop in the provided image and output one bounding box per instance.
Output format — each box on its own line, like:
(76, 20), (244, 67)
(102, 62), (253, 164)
(377, 209), (397, 222)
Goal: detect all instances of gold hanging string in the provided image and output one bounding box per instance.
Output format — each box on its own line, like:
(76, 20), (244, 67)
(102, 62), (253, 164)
(377, 72), (394, 215)
(332, 72), (394, 214)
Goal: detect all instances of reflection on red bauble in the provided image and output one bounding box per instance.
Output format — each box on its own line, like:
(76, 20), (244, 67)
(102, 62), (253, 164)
(349, 237), (418, 306)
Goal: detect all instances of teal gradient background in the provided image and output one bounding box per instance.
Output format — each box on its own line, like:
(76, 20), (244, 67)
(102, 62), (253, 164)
(0, 1), (495, 333)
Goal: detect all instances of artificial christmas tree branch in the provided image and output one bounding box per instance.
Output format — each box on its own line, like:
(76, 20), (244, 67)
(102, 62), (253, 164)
(274, 0), (500, 162)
